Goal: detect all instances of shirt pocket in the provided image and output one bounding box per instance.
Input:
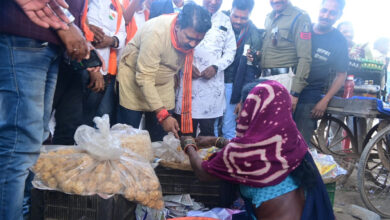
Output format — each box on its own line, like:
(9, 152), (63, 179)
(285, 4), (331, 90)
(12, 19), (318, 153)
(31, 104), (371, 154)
(277, 29), (294, 49)
(210, 25), (227, 48)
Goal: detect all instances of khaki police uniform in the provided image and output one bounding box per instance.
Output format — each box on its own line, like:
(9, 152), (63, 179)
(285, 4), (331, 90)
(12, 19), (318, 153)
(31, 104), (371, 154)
(261, 3), (312, 96)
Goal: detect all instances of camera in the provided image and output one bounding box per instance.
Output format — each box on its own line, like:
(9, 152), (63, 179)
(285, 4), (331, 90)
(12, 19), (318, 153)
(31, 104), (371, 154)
(68, 50), (103, 71)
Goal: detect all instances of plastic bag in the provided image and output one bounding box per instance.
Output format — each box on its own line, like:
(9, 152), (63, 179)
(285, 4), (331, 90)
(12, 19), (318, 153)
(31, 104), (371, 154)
(110, 123), (153, 162)
(74, 115), (123, 161)
(32, 115), (164, 209)
(153, 133), (187, 163)
(152, 134), (219, 170)
(310, 149), (347, 179)
(187, 208), (244, 220)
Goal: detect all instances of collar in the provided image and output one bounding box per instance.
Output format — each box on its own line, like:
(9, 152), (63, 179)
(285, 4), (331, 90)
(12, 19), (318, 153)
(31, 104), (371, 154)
(172, 0), (183, 11)
(136, 5), (145, 14)
(234, 21), (251, 34)
(211, 10), (220, 19)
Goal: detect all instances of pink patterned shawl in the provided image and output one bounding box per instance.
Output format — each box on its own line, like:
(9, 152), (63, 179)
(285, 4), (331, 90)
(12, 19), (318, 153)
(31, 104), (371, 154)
(202, 80), (308, 187)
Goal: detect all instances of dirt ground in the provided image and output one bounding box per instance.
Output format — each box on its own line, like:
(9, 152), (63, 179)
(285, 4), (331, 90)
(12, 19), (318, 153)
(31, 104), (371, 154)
(333, 170), (390, 220)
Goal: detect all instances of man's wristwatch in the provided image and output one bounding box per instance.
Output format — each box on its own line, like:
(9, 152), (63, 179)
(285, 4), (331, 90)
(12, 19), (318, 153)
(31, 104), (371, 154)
(211, 65), (218, 72)
(290, 91), (300, 97)
(111, 36), (119, 48)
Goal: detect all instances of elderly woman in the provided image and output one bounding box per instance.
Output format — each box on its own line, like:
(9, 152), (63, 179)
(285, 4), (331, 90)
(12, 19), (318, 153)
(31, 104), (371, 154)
(181, 80), (334, 220)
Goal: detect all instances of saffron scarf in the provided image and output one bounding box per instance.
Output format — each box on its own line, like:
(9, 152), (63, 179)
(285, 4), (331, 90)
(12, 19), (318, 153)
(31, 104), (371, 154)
(125, 10), (149, 44)
(107, 0), (123, 75)
(122, 0), (150, 44)
(170, 14), (194, 134)
(202, 80), (308, 187)
(81, 0), (94, 41)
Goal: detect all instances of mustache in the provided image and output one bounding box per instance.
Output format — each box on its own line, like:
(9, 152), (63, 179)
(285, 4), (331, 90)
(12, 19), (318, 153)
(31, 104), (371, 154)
(319, 18), (331, 23)
(184, 45), (195, 50)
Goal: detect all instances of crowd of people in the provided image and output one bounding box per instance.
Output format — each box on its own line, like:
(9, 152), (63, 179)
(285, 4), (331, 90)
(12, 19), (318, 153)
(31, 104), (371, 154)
(0, 0), (389, 219)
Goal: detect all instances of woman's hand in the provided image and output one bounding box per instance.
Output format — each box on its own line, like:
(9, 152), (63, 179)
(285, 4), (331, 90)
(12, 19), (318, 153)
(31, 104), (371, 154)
(195, 136), (217, 148)
(180, 136), (195, 149)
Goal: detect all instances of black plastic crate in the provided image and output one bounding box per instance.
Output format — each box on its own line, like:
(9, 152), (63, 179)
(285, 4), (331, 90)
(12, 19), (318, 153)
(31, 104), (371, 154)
(155, 167), (233, 208)
(30, 189), (136, 220)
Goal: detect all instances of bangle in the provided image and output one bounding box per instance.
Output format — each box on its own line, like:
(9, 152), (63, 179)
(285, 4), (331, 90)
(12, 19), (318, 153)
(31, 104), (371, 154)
(184, 144), (198, 154)
(156, 109), (170, 123)
(215, 137), (221, 147)
(183, 138), (196, 147)
(215, 137), (226, 148)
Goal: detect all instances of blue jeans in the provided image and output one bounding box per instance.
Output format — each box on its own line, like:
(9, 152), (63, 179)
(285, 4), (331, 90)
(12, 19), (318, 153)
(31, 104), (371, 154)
(293, 102), (317, 147)
(0, 34), (60, 220)
(215, 83), (236, 139)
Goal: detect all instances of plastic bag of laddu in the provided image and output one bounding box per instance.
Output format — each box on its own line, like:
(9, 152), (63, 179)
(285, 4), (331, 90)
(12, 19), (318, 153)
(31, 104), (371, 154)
(32, 115), (164, 209)
(110, 123), (153, 162)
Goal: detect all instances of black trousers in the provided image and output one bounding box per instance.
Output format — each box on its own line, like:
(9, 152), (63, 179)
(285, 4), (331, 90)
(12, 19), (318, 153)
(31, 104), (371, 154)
(51, 60), (85, 145)
(174, 114), (216, 137)
(117, 105), (171, 142)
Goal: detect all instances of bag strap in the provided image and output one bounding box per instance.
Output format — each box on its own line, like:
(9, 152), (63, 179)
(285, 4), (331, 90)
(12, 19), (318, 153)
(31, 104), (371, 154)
(286, 12), (303, 42)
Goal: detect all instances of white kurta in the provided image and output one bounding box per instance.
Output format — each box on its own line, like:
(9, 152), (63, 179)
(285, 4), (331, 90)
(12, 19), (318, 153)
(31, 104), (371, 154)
(175, 11), (236, 119)
(133, 10), (146, 29)
(88, 0), (127, 75)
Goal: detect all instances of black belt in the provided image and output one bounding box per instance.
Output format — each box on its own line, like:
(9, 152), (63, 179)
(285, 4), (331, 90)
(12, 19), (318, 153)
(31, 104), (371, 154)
(261, 67), (295, 77)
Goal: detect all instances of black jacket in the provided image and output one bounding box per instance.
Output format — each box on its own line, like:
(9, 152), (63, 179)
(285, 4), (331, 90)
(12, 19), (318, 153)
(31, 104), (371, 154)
(149, 0), (174, 19)
(229, 22), (265, 104)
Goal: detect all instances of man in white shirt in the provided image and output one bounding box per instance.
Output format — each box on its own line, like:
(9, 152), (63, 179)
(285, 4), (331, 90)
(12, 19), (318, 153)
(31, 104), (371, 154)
(86, 0), (127, 126)
(175, 0), (236, 137)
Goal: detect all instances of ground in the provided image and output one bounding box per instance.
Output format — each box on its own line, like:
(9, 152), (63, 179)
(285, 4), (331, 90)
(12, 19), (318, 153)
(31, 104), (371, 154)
(334, 170), (390, 220)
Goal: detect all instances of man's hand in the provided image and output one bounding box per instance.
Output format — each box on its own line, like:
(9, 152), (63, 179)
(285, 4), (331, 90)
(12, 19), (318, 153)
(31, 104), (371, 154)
(201, 66), (217, 79)
(195, 136), (216, 148)
(311, 98), (329, 118)
(93, 35), (114, 49)
(89, 24), (105, 44)
(192, 65), (202, 79)
(234, 102), (242, 122)
(87, 71), (105, 92)
(290, 95), (298, 113)
(15, 0), (70, 30)
(234, 102), (242, 115)
(57, 23), (89, 61)
(246, 49), (260, 63)
(161, 116), (180, 138)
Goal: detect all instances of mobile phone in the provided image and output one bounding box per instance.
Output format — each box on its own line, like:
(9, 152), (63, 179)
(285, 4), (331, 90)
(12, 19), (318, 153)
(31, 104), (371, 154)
(69, 50), (102, 71)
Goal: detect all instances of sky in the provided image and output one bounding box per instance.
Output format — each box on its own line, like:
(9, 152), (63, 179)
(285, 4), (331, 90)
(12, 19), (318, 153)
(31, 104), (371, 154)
(194, 0), (390, 46)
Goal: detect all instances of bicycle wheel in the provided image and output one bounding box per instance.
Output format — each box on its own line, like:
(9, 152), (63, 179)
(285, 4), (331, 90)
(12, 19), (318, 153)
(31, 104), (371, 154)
(358, 124), (390, 218)
(362, 123), (380, 149)
(316, 115), (359, 184)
